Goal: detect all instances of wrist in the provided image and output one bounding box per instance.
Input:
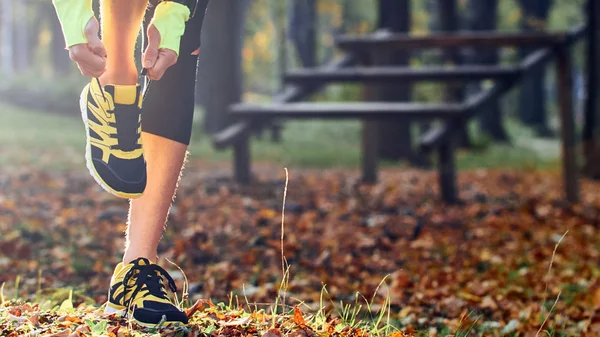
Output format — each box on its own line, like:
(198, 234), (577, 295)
(150, 1), (191, 56)
(52, 0), (94, 48)
(163, 0), (197, 14)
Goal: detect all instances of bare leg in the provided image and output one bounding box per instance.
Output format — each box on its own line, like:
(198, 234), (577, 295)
(96, 0), (190, 264)
(98, 0), (147, 85)
(123, 133), (187, 263)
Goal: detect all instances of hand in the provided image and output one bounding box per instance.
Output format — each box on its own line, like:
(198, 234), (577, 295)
(142, 24), (178, 81)
(68, 17), (107, 78)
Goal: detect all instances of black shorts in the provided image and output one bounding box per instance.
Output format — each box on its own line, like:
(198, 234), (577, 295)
(141, 0), (209, 145)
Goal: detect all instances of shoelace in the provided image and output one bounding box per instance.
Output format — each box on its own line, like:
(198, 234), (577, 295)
(95, 78), (143, 152)
(121, 259), (178, 314)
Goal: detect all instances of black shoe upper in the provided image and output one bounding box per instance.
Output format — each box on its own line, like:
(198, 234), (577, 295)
(85, 81), (146, 196)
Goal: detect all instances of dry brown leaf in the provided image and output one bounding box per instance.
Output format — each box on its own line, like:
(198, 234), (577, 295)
(46, 329), (72, 337)
(293, 306), (306, 327)
(185, 299), (206, 318)
(221, 316), (251, 326)
(289, 329), (310, 337)
(262, 328), (282, 337)
(480, 296), (498, 310)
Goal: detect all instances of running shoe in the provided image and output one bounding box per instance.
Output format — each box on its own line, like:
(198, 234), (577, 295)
(79, 79), (146, 198)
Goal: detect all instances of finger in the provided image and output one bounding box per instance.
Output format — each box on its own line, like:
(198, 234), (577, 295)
(78, 60), (105, 77)
(71, 49), (106, 73)
(77, 63), (105, 78)
(143, 25), (161, 69)
(147, 51), (177, 81)
(79, 57), (107, 75)
(87, 32), (107, 57)
(84, 18), (106, 57)
(72, 52), (106, 77)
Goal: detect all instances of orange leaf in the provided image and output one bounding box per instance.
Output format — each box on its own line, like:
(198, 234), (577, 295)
(293, 306), (306, 327)
(185, 299), (206, 318)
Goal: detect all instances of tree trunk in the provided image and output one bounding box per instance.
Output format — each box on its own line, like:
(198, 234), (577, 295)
(46, 2), (72, 75)
(376, 0), (416, 162)
(196, 0), (248, 133)
(27, 2), (43, 69)
(11, 0), (29, 71)
(468, 0), (509, 141)
(518, 0), (552, 136)
(273, 0), (287, 91)
(1, 0), (14, 75)
(582, 0), (600, 179)
(288, 0), (317, 68)
(436, 0), (471, 148)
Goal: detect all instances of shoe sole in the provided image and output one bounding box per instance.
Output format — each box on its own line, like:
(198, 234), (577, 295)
(104, 303), (186, 327)
(79, 84), (143, 199)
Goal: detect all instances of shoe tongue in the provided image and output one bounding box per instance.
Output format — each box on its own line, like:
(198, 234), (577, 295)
(104, 84), (140, 105)
(132, 257), (151, 266)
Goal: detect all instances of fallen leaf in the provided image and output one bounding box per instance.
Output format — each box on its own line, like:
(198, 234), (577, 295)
(185, 299), (206, 318)
(293, 306), (306, 327)
(46, 329), (72, 337)
(262, 328), (282, 337)
(221, 316), (251, 326)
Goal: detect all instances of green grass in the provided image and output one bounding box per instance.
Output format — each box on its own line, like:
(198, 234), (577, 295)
(0, 103), (84, 170)
(0, 102), (560, 171)
(1, 279), (402, 337)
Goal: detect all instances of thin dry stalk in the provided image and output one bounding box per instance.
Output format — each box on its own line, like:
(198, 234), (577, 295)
(280, 168), (289, 313)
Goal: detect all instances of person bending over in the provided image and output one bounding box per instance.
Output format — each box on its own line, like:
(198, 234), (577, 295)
(53, 0), (209, 326)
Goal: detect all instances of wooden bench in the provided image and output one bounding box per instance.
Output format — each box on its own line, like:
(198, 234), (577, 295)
(229, 101), (467, 187)
(335, 25), (585, 51)
(284, 65), (520, 85)
(230, 102), (465, 119)
(213, 55), (357, 150)
(219, 25), (587, 204)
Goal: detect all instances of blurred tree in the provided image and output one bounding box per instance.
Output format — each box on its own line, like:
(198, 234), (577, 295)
(11, 0), (29, 71)
(274, 0), (288, 90)
(197, 0), (248, 133)
(518, 0), (553, 136)
(376, 0), (415, 162)
(583, 0), (600, 179)
(44, 2), (72, 75)
(317, 0), (347, 64)
(436, 0), (471, 148)
(468, 0), (509, 141)
(288, 0), (317, 67)
(242, 0), (279, 97)
(1, 0), (14, 75)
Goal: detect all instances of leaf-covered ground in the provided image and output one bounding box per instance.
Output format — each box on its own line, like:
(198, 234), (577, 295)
(1, 163), (600, 336)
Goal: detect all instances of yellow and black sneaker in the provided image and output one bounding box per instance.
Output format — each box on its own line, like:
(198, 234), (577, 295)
(79, 78), (146, 199)
(105, 258), (189, 327)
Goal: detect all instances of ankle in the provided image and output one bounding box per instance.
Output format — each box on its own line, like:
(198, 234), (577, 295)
(99, 70), (138, 86)
(123, 250), (158, 264)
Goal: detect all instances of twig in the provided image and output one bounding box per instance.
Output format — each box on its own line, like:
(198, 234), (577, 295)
(542, 231), (568, 307)
(545, 231), (569, 285)
(537, 230), (568, 336)
(281, 168), (289, 313)
(536, 292), (561, 337)
(165, 257), (189, 309)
